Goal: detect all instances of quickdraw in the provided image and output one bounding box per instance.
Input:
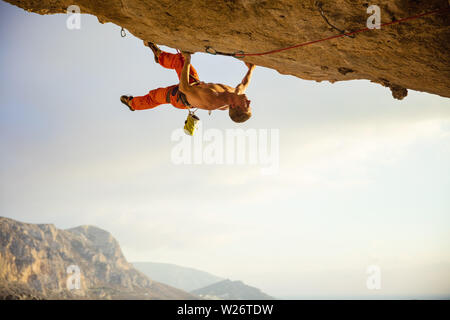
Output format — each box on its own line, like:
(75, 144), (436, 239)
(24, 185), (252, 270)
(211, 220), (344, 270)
(205, 46), (245, 59)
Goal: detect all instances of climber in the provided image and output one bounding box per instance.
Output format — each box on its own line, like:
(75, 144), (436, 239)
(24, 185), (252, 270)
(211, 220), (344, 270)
(120, 41), (255, 123)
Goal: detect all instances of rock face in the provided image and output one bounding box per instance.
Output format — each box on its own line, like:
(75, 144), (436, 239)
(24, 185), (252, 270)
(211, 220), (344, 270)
(3, 0), (450, 99)
(0, 217), (195, 299)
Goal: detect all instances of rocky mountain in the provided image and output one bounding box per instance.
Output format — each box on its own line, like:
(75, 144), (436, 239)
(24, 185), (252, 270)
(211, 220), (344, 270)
(3, 0), (450, 99)
(133, 262), (224, 292)
(191, 279), (275, 300)
(0, 216), (195, 299)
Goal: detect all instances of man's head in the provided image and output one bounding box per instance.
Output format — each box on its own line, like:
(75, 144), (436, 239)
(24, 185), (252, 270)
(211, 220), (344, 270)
(229, 95), (252, 123)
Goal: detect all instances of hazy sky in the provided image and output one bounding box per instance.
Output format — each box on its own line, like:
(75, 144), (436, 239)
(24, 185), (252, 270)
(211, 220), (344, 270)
(1, 2), (449, 298)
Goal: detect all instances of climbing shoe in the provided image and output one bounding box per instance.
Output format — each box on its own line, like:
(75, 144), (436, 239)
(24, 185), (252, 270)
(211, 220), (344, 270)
(147, 42), (161, 64)
(120, 95), (134, 111)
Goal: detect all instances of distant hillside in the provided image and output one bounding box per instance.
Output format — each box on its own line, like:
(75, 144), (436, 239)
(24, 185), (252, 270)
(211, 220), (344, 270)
(0, 216), (195, 300)
(191, 279), (275, 300)
(133, 262), (224, 292)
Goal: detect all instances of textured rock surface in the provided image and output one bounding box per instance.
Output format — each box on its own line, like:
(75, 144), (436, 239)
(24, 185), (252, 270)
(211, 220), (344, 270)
(3, 0), (450, 99)
(0, 217), (195, 299)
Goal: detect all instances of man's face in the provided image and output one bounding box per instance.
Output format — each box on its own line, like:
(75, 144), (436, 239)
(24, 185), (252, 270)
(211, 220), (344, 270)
(234, 94), (251, 113)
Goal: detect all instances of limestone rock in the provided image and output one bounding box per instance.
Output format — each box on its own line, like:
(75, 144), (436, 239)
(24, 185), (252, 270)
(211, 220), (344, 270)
(3, 0), (450, 99)
(0, 216), (196, 299)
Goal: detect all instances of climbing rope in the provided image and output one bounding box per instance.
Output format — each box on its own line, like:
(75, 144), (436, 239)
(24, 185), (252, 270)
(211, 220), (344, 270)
(204, 6), (449, 58)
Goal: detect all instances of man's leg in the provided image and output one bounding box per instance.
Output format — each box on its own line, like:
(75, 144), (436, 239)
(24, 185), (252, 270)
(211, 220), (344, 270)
(146, 42), (199, 82)
(130, 85), (175, 111)
(158, 51), (199, 82)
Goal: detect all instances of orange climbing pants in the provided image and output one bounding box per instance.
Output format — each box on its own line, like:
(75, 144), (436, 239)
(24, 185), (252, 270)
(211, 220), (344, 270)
(130, 51), (200, 110)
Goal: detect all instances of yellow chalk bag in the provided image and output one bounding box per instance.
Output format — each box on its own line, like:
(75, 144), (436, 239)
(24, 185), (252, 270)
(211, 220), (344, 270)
(183, 112), (200, 136)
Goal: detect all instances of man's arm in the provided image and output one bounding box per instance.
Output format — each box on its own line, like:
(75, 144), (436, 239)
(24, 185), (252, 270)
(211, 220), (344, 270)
(179, 52), (192, 94)
(236, 62), (256, 94)
(179, 52), (228, 110)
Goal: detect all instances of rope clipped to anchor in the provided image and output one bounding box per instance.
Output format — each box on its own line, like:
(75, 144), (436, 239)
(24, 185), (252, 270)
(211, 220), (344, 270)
(205, 46), (245, 58)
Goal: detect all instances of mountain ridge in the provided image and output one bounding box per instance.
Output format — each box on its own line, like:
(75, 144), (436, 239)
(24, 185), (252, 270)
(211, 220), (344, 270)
(133, 261), (224, 292)
(0, 216), (196, 299)
(191, 279), (275, 300)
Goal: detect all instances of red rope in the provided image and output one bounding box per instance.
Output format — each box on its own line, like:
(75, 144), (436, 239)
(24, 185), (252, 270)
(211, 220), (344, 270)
(232, 7), (449, 57)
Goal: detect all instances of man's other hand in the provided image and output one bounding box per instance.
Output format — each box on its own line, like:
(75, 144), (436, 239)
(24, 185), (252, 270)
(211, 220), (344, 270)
(181, 51), (192, 61)
(245, 62), (255, 69)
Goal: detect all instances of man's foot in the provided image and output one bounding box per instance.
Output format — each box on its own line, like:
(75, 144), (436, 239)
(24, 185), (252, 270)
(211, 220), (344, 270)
(120, 95), (134, 111)
(144, 41), (161, 64)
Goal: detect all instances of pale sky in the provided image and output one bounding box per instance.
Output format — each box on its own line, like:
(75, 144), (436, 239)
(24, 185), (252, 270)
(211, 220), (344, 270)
(1, 2), (449, 299)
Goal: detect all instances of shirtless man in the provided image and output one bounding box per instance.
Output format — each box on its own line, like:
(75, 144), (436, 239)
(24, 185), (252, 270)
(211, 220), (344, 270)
(120, 42), (255, 123)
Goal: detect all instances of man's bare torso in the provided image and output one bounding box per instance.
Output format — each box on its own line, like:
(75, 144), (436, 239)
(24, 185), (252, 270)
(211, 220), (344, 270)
(184, 81), (237, 110)
(178, 51), (254, 112)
